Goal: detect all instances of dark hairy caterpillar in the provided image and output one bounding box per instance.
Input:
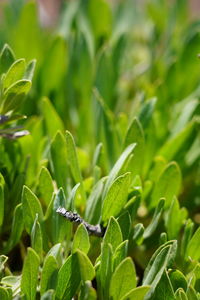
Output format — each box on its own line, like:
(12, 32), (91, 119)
(56, 207), (105, 237)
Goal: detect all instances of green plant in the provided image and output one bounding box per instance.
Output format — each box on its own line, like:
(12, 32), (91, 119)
(0, 0), (200, 299)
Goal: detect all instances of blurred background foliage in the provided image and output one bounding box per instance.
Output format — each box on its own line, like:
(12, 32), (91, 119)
(0, 0), (200, 291)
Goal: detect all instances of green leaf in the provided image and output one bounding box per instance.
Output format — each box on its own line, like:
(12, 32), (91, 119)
(40, 36), (68, 94)
(41, 290), (55, 300)
(72, 223), (90, 254)
(143, 241), (177, 294)
(144, 198), (165, 239)
(113, 240), (128, 271)
(109, 257), (136, 300)
(166, 197), (187, 240)
(159, 120), (195, 161)
(175, 288), (188, 300)
(40, 255), (58, 295)
(42, 98), (65, 138)
(121, 286), (150, 300)
(186, 286), (198, 300)
(103, 143), (136, 198)
(22, 185), (43, 234)
(84, 178), (104, 224)
(98, 243), (113, 300)
(0, 287), (10, 300)
(117, 211), (131, 240)
(169, 270), (187, 293)
(1, 275), (21, 296)
(103, 217), (123, 251)
(79, 282), (97, 300)
(52, 188), (70, 243)
(133, 223), (144, 245)
(21, 248), (40, 300)
(1, 79), (31, 114)
(31, 214), (43, 259)
(0, 44), (15, 74)
(3, 59), (25, 90)
(138, 97), (157, 128)
(150, 271), (176, 300)
(66, 130), (86, 204)
(151, 162), (181, 208)
(181, 219), (194, 260)
(6, 204), (24, 252)
(102, 172), (131, 224)
(123, 117), (145, 177)
(56, 250), (95, 300)
(24, 59), (36, 80)
(0, 183), (4, 226)
(50, 131), (68, 191)
(0, 255), (8, 272)
(187, 227), (200, 261)
(38, 167), (54, 207)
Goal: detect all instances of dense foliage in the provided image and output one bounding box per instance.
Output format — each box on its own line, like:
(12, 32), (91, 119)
(0, 0), (200, 299)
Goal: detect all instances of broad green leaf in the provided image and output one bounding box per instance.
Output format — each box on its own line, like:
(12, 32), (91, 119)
(84, 178), (104, 224)
(66, 130), (86, 204)
(76, 249), (95, 280)
(38, 167), (54, 207)
(143, 241), (177, 293)
(0, 287), (10, 300)
(187, 227), (200, 261)
(117, 211), (131, 240)
(40, 255), (58, 295)
(46, 243), (61, 261)
(1, 79), (31, 114)
(52, 188), (70, 243)
(50, 131), (68, 191)
(121, 286), (150, 300)
(1, 275), (21, 295)
(79, 282), (97, 300)
(109, 257), (136, 300)
(175, 288), (188, 300)
(0, 44), (15, 74)
(113, 240), (128, 271)
(88, 0), (112, 41)
(103, 217), (123, 251)
(3, 59), (25, 89)
(169, 270), (187, 293)
(150, 271), (175, 300)
(41, 290), (55, 300)
(0, 183), (4, 226)
(151, 162), (181, 208)
(72, 223), (90, 254)
(144, 198), (165, 239)
(181, 219), (194, 260)
(42, 98), (65, 138)
(21, 248), (40, 300)
(22, 185), (43, 234)
(143, 241), (177, 283)
(166, 197), (187, 240)
(159, 121), (195, 161)
(40, 36), (68, 94)
(67, 183), (80, 211)
(6, 203), (24, 252)
(138, 97), (157, 128)
(56, 250), (95, 300)
(99, 242), (113, 300)
(133, 223), (144, 245)
(31, 215), (43, 259)
(124, 117), (145, 177)
(186, 286), (198, 300)
(103, 143), (136, 198)
(102, 172), (131, 224)
(24, 59), (36, 80)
